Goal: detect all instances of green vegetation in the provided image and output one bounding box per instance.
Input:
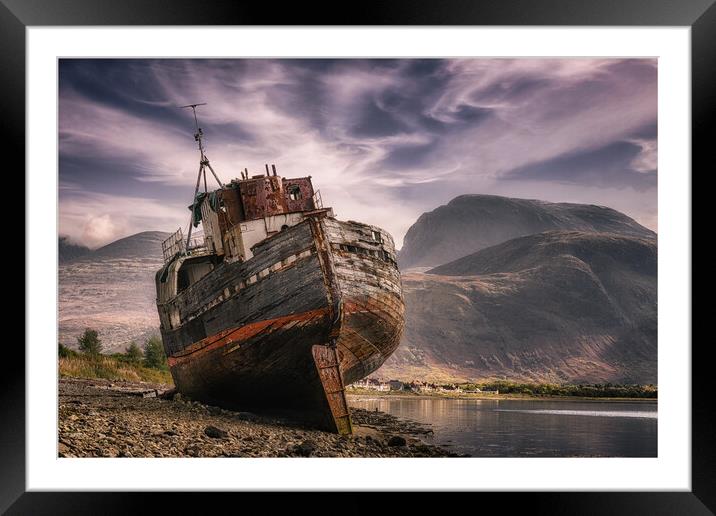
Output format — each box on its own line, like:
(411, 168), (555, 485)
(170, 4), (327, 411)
(125, 342), (143, 364)
(59, 354), (173, 385)
(77, 328), (102, 355)
(59, 330), (173, 385)
(143, 336), (168, 370)
(459, 381), (657, 399)
(348, 381), (657, 400)
(58, 343), (78, 358)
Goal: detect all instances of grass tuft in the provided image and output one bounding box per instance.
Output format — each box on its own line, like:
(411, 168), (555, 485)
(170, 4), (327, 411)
(59, 354), (173, 385)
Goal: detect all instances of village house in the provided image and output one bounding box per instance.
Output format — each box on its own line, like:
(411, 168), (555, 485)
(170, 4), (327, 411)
(408, 381), (439, 393)
(438, 384), (463, 393)
(421, 382), (439, 392)
(404, 381), (420, 392)
(349, 378), (390, 391)
(388, 380), (404, 391)
(369, 378), (390, 391)
(350, 378), (371, 389)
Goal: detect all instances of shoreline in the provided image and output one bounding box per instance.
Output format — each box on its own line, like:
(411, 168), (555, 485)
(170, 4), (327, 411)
(58, 378), (462, 458)
(346, 389), (657, 403)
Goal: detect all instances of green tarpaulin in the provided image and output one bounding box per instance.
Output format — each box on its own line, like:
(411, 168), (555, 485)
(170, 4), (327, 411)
(188, 191), (220, 227)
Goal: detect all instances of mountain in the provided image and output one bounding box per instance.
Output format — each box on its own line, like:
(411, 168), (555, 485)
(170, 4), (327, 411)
(379, 230), (657, 384)
(91, 231), (172, 260)
(58, 236), (91, 263)
(58, 199), (658, 385)
(58, 231), (170, 352)
(398, 194), (655, 269)
(59, 231), (170, 264)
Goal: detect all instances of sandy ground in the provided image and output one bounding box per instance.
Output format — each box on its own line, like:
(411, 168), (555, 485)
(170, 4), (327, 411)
(58, 378), (464, 458)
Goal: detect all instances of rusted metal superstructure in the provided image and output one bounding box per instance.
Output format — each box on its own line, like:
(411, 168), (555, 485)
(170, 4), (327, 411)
(155, 107), (404, 434)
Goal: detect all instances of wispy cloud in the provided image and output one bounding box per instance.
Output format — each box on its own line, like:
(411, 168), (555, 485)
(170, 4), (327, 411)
(501, 140), (657, 191)
(59, 58), (657, 248)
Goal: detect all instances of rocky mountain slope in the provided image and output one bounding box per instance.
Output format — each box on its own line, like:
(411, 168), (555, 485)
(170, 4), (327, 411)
(57, 196), (658, 385)
(58, 231), (170, 352)
(89, 231), (172, 260)
(398, 195), (655, 269)
(380, 230), (657, 384)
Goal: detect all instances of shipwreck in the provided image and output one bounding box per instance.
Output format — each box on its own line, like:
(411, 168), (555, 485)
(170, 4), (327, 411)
(155, 105), (405, 434)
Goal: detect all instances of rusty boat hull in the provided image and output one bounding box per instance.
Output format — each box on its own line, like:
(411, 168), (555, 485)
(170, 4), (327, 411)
(156, 214), (404, 434)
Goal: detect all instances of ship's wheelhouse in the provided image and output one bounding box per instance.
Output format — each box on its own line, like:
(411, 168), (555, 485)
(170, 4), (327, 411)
(157, 166), (334, 309)
(184, 168), (330, 263)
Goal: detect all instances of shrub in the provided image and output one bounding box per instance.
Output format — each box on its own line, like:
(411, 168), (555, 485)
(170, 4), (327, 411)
(126, 342), (143, 363)
(464, 380), (657, 398)
(143, 336), (168, 369)
(77, 328), (102, 356)
(58, 343), (77, 358)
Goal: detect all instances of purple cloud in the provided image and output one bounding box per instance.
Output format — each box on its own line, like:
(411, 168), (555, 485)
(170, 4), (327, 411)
(59, 58), (657, 248)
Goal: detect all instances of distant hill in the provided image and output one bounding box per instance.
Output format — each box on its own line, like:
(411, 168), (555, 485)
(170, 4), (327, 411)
(380, 231), (657, 384)
(58, 231), (170, 352)
(58, 236), (91, 263)
(398, 195), (655, 269)
(91, 231), (171, 260)
(58, 207), (658, 386)
(58, 231), (170, 264)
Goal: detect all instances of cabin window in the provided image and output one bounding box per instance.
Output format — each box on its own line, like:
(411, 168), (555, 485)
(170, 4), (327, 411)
(288, 185), (302, 201)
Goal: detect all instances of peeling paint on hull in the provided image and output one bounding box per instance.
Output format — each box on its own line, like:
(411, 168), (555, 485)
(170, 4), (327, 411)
(156, 215), (405, 433)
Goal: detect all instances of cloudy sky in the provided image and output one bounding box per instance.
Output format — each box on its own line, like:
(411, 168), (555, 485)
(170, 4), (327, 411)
(59, 58), (657, 249)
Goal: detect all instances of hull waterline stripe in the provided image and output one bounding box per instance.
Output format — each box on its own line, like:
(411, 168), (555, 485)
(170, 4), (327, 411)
(168, 308), (329, 367)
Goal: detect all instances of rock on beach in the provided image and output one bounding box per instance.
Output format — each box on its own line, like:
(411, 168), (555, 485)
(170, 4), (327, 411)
(58, 378), (462, 458)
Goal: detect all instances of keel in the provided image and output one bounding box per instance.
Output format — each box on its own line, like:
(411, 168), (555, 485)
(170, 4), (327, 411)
(312, 343), (353, 435)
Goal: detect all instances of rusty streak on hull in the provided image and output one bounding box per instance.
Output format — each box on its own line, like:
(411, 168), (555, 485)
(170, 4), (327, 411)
(167, 308), (329, 367)
(156, 214), (405, 434)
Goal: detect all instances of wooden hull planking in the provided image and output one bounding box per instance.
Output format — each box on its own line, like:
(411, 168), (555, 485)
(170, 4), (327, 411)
(156, 214), (404, 433)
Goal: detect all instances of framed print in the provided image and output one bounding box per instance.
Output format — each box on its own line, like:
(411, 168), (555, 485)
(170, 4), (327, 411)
(6, 0), (710, 513)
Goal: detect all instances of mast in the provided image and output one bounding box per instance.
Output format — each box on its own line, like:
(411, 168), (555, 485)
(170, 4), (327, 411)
(180, 103), (224, 252)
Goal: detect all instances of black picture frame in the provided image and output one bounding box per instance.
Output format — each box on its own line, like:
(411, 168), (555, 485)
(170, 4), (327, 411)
(6, 0), (709, 513)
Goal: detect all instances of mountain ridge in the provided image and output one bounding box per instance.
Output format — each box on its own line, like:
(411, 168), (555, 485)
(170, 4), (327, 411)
(399, 194), (655, 269)
(381, 229), (657, 384)
(59, 231), (169, 352)
(57, 200), (657, 385)
(59, 231), (172, 265)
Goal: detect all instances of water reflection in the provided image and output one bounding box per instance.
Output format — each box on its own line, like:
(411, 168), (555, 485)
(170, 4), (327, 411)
(349, 397), (657, 457)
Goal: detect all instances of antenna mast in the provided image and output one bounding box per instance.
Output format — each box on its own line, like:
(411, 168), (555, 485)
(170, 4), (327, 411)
(180, 103), (224, 253)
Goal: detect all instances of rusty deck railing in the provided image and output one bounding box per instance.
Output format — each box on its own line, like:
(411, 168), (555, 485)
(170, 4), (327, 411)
(313, 189), (323, 210)
(162, 228), (206, 263)
(162, 228), (185, 262)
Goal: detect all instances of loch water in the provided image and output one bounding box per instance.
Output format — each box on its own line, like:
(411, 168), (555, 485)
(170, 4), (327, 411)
(349, 397), (657, 457)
